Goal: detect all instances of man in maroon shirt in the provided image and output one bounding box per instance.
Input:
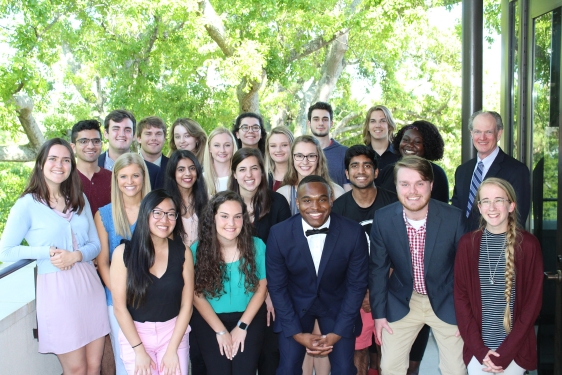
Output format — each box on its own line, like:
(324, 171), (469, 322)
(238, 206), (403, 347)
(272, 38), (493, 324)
(70, 119), (112, 216)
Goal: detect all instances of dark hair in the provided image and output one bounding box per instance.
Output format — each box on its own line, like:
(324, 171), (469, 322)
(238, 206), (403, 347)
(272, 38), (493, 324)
(229, 148), (272, 221)
(137, 116), (167, 137)
(232, 113), (267, 155)
(297, 175), (332, 199)
(468, 110), (504, 132)
(164, 150), (209, 218)
(392, 120), (445, 161)
(22, 138), (85, 214)
(307, 102), (333, 121)
(124, 189), (185, 308)
(104, 109), (136, 134)
(71, 120), (103, 143)
(393, 155), (434, 184)
(344, 145), (378, 171)
(194, 191), (258, 298)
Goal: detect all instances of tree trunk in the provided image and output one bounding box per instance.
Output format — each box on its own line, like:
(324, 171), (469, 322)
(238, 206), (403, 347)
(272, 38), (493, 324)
(237, 72), (265, 113)
(0, 95), (45, 162)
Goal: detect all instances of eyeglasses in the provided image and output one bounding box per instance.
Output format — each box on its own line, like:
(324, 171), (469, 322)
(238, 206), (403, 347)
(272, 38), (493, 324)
(240, 125), (261, 133)
(478, 198), (510, 208)
(151, 210), (178, 221)
(76, 138), (102, 146)
(293, 153), (318, 162)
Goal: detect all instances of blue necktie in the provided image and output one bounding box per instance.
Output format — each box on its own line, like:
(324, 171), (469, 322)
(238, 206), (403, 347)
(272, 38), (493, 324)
(466, 161), (484, 217)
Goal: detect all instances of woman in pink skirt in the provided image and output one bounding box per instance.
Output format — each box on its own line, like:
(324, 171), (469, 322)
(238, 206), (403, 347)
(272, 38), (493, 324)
(0, 138), (110, 374)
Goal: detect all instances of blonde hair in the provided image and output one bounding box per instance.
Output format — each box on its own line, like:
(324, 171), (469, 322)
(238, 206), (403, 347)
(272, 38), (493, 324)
(169, 118), (208, 163)
(111, 153), (151, 239)
(476, 177), (519, 334)
(281, 135), (333, 187)
(203, 127), (238, 196)
(265, 126), (294, 179)
(362, 105), (397, 144)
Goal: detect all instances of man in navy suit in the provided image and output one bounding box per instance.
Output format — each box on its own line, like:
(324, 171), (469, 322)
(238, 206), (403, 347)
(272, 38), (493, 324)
(266, 175), (368, 375)
(137, 116), (169, 188)
(369, 156), (465, 375)
(97, 109), (161, 188)
(452, 110), (530, 231)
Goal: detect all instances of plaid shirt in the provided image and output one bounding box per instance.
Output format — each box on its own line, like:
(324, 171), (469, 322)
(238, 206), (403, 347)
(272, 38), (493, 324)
(403, 210), (428, 295)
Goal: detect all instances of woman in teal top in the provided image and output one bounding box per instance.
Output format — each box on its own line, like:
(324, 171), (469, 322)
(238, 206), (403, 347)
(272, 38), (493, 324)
(191, 190), (267, 375)
(94, 153), (151, 375)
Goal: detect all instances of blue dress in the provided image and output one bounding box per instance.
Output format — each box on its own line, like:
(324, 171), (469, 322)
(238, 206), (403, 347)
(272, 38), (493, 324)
(98, 203), (136, 306)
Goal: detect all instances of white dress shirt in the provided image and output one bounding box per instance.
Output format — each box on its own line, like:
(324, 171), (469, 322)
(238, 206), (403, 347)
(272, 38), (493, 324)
(474, 145), (500, 179)
(302, 217), (331, 275)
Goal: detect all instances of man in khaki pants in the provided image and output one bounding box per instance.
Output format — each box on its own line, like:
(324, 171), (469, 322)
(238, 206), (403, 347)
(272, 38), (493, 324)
(369, 156), (466, 374)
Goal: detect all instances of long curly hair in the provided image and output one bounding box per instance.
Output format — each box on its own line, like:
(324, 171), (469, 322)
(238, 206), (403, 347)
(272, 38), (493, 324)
(194, 191), (259, 298)
(392, 120), (445, 161)
(476, 177), (520, 334)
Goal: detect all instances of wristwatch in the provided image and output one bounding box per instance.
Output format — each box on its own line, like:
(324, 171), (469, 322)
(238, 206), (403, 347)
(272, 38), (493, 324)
(237, 320), (249, 330)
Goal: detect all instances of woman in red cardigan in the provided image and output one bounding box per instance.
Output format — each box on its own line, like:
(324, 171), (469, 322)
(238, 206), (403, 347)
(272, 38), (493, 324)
(454, 177), (543, 374)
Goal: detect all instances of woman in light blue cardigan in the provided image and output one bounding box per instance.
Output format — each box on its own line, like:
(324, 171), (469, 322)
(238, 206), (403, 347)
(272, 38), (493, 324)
(0, 138), (109, 374)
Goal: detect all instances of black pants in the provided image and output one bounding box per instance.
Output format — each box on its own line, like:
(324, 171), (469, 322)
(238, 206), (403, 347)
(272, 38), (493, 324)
(258, 323), (279, 375)
(191, 304), (267, 375)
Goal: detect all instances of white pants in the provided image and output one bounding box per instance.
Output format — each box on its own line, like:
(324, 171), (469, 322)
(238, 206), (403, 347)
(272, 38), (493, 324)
(468, 356), (525, 375)
(108, 305), (127, 375)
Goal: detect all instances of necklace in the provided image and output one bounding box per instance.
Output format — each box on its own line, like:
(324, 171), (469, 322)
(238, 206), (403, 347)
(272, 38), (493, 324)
(483, 230), (506, 285)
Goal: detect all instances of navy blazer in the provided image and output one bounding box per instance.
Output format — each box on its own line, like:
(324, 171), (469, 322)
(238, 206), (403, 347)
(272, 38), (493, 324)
(154, 155), (169, 189)
(369, 199), (464, 325)
(266, 213), (368, 338)
(451, 147), (530, 231)
(97, 152), (161, 189)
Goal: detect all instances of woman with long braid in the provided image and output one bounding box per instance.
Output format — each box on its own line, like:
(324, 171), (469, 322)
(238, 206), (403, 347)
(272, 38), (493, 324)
(454, 178), (543, 374)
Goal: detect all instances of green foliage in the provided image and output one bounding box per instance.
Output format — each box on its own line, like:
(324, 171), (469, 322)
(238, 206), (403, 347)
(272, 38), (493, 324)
(0, 162), (31, 236)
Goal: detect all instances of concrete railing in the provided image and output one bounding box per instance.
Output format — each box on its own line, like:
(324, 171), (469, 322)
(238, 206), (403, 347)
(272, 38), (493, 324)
(0, 262), (62, 374)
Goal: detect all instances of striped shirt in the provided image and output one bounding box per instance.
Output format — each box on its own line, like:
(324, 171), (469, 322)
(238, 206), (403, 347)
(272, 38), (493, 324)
(479, 230), (516, 350)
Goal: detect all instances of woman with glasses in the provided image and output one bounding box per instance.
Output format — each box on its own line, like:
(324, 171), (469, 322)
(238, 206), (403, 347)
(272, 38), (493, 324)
(0, 138), (109, 374)
(232, 113), (267, 155)
(191, 191), (268, 375)
(110, 189), (193, 375)
(454, 178), (542, 375)
(169, 118), (208, 164)
(203, 127), (238, 196)
(277, 135), (345, 215)
(265, 126), (294, 192)
(95, 153), (151, 374)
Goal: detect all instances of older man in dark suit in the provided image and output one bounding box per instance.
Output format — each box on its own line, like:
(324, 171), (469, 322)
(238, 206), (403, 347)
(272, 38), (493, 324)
(452, 110), (530, 231)
(267, 175), (368, 375)
(370, 156), (466, 375)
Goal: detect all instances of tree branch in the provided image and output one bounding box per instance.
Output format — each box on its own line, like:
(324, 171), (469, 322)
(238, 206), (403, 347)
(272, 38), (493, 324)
(198, 0), (234, 56)
(287, 29), (349, 63)
(0, 95), (45, 162)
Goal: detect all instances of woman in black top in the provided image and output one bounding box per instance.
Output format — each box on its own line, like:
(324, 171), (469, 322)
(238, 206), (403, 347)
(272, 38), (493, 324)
(111, 189), (194, 375)
(228, 148), (291, 375)
(378, 120), (449, 204)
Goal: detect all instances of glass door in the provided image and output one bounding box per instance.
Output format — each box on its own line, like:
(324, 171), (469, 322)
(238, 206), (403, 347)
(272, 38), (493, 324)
(530, 6), (562, 374)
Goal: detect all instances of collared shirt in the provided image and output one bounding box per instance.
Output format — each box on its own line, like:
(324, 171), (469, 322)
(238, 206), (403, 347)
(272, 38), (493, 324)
(474, 145), (500, 179)
(403, 210), (428, 295)
(302, 217), (331, 275)
(77, 168), (112, 216)
(139, 150), (162, 167)
(103, 151), (115, 171)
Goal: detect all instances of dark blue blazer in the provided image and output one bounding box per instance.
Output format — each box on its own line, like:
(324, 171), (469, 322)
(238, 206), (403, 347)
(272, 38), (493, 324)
(451, 147), (530, 231)
(97, 152), (161, 189)
(266, 213), (368, 339)
(154, 155), (169, 189)
(369, 199), (464, 325)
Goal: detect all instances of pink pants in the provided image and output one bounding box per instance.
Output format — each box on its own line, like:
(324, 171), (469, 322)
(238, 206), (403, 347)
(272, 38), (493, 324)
(118, 316), (190, 375)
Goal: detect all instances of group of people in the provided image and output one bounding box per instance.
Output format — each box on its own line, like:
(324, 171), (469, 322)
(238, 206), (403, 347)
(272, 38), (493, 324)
(0, 102), (543, 375)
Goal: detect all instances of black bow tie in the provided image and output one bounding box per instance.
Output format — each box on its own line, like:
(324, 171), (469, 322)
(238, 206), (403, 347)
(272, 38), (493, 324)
(305, 227), (329, 237)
